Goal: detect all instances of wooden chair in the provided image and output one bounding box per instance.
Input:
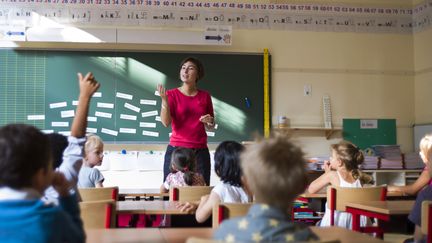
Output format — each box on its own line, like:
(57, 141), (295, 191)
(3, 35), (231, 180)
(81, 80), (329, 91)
(169, 186), (213, 202)
(79, 199), (116, 229)
(421, 200), (432, 243)
(212, 202), (253, 228)
(327, 185), (387, 238)
(79, 186), (119, 201)
(186, 237), (341, 243)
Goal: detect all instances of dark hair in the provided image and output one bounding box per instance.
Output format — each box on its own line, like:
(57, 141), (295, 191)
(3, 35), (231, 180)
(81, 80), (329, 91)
(0, 124), (51, 189)
(214, 141), (245, 187)
(47, 133), (68, 169)
(180, 57), (205, 82)
(331, 141), (373, 185)
(170, 147), (197, 186)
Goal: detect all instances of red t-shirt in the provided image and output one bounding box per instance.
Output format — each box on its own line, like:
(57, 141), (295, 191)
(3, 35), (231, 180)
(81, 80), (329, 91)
(167, 88), (214, 148)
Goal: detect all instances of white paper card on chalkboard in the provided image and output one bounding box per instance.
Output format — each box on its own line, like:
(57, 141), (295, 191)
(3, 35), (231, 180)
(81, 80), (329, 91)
(140, 99), (157, 106)
(140, 122), (156, 128)
(119, 128), (136, 134)
(120, 114), (137, 121)
(124, 103), (140, 113)
(101, 128), (118, 136)
(154, 91), (160, 96)
(42, 130), (54, 134)
(95, 111), (112, 119)
(50, 102), (67, 109)
(142, 110), (158, 118)
(360, 119), (378, 129)
(86, 127), (97, 133)
(27, 115), (45, 120)
(92, 92), (102, 98)
(142, 130), (159, 137)
(87, 116), (97, 122)
(58, 131), (71, 136)
(116, 92), (133, 100)
(206, 131), (215, 137)
(97, 102), (114, 109)
(155, 116), (161, 121)
(52, 122), (69, 127)
(61, 110), (75, 118)
(72, 100), (78, 106)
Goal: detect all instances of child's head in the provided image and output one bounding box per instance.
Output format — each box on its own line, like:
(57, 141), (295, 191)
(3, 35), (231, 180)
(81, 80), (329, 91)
(214, 141), (245, 187)
(330, 141), (364, 171)
(330, 141), (373, 184)
(170, 147), (197, 186)
(0, 124), (53, 193)
(241, 136), (307, 210)
(47, 133), (68, 169)
(420, 134), (432, 168)
(84, 134), (104, 167)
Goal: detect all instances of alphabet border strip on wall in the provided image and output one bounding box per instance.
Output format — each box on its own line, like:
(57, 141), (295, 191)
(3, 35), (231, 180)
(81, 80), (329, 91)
(0, 0), (431, 34)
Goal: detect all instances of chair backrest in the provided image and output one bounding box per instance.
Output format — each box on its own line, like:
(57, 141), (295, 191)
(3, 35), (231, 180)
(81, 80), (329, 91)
(79, 199), (116, 229)
(79, 186), (119, 201)
(169, 186), (213, 202)
(421, 200), (432, 243)
(212, 202), (253, 228)
(327, 185), (387, 226)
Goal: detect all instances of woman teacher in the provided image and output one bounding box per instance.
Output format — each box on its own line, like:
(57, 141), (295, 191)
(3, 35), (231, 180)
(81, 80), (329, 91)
(157, 57), (215, 186)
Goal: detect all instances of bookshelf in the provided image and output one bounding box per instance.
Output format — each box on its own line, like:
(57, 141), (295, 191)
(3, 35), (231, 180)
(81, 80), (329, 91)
(273, 127), (342, 139)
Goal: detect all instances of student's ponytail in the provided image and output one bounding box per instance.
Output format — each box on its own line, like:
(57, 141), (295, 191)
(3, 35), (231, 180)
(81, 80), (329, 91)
(183, 169), (194, 186)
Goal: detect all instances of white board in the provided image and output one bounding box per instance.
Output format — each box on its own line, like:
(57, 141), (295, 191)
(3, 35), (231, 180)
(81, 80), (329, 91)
(414, 124), (432, 151)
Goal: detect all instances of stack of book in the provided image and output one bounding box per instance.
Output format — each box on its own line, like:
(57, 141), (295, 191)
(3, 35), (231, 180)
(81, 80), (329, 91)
(372, 145), (403, 169)
(361, 156), (380, 170)
(404, 152), (425, 169)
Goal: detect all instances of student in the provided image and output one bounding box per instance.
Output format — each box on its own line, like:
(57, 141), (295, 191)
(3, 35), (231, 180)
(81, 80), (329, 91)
(407, 134), (432, 243)
(44, 72), (100, 201)
(160, 147), (206, 193)
(0, 124), (85, 242)
(78, 134), (105, 188)
(308, 140), (373, 228)
(214, 136), (317, 242)
(178, 141), (249, 223)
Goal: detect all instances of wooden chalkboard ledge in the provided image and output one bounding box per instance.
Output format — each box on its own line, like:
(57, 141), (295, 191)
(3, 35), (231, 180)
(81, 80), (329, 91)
(273, 127), (342, 140)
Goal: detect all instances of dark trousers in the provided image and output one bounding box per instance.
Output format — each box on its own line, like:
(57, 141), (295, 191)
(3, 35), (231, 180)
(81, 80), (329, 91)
(163, 145), (211, 186)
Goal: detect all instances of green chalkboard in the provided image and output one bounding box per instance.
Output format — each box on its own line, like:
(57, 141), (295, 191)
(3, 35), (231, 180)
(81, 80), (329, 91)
(0, 50), (266, 143)
(343, 119), (397, 149)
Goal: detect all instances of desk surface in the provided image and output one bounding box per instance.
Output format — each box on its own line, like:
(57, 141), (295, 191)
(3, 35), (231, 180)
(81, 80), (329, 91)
(119, 188), (168, 197)
(345, 200), (415, 215)
(300, 190), (405, 199)
(117, 200), (190, 215)
(86, 226), (384, 243)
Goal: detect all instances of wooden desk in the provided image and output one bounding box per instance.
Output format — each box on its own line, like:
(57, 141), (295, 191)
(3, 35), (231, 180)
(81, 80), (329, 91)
(86, 227), (384, 243)
(86, 228), (165, 243)
(117, 200), (190, 215)
(346, 200), (415, 231)
(118, 188), (168, 200)
(300, 190), (406, 199)
(311, 226), (385, 243)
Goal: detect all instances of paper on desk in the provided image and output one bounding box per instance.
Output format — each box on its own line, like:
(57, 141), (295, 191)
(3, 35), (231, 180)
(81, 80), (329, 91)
(137, 151), (165, 171)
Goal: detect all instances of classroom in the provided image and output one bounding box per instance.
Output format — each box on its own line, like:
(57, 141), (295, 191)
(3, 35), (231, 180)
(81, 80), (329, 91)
(1, 0), (432, 242)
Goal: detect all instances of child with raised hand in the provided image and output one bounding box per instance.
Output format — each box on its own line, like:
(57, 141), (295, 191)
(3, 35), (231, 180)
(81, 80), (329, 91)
(214, 136), (318, 242)
(407, 134), (432, 243)
(179, 141), (249, 223)
(308, 140), (373, 228)
(160, 147), (206, 193)
(78, 134), (105, 188)
(0, 124), (85, 243)
(44, 72), (100, 201)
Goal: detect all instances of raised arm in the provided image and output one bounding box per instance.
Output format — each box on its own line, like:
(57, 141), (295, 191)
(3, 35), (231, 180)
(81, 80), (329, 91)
(308, 165), (336, 194)
(195, 192), (220, 223)
(158, 84), (172, 127)
(71, 72), (100, 138)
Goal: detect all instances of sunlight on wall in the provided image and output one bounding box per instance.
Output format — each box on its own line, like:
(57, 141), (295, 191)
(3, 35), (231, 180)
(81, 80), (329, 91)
(212, 98), (246, 136)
